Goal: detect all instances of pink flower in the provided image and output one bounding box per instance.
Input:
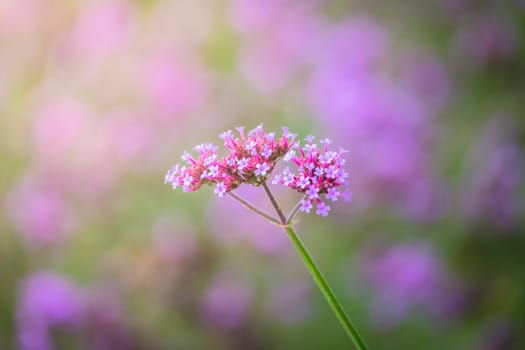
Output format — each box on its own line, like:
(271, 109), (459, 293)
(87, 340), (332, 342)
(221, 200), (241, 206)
(165, 143), (220, 192)
(166, 125), (296, 196)
(214, 182), (227, 197)
(315, 202), (331, 217)
(300, 199), (313, 213)
(166, 127), (352, 220)
(255, 162), (270, 176)
(274, 136), (350, 217)
(306, 185), (319, 199)
(326, 187), (340, 201)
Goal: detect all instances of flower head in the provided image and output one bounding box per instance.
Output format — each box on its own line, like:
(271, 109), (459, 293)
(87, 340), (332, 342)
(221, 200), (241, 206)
(274, 135), (351, 217)
(166, 143), (226, 193)
(166, 125), (296, 196)
(166, 127), (350, 218)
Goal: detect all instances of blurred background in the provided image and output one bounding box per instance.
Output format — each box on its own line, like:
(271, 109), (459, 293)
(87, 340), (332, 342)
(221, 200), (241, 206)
(1, 0), (525, 349)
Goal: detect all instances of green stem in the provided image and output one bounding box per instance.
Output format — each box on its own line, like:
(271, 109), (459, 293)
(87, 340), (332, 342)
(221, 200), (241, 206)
(286, 195), (305, 224)
(261, 182), (287, 224)
(259, 181), (368, 349)
(282, 224), (369, 350)
(227, 191), (281, 226)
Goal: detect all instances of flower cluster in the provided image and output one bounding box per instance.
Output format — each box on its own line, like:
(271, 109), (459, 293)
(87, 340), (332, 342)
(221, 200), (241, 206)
(166, 126), (351, 218)
(165, 125), (296, 197)
(273, 136), (352, 217)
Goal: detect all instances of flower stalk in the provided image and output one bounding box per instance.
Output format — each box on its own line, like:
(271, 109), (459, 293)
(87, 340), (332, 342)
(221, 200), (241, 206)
(286, 195), (306, 224)
(262, 182), (287, 224)
(226, 191), (281, 226)
(261, 183), (368, 350)
(165, 125), (367, 348)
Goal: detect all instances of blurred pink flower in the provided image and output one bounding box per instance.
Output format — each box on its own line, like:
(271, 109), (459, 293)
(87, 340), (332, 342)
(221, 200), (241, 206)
(99, 112), (156, 171)
(30, 98), (122, 199)
(229, 0), (284, 35)
(70, 1), (135, 58)
(238, 12), (321, 92)
(0, 0), (46, 36)
(141, 55), (207, 119)
(6, 177), (75, 247)
(230, 0), (323, 35)
(32, 98), (94, 162)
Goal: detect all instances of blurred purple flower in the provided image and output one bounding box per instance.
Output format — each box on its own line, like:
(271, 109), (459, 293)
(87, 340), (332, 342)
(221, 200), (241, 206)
(358, 241), (451, 329)
(237, 11), (321, 92)
(199, 274), (252, 329)
(453, 14), (517, 68)
(17, 272), (144, 350)
(267, 282), (311, 325)
(82, 289), (143, 350)
(307, 16), (448, 220)
(461, 118), (524, 230)
(400, 54), (451, 111)
(17, 272), (84, 350)
(313, 16), (389, 74)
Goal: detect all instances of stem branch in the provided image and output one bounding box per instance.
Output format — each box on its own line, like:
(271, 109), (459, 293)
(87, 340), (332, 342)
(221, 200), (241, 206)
(286, 196), (305, 224)
(261, 182), (287, 224)
(227, 191), (281, 226)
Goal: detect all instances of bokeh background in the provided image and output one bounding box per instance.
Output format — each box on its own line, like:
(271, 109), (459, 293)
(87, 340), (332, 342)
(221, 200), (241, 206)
(1, 0), (525, 349)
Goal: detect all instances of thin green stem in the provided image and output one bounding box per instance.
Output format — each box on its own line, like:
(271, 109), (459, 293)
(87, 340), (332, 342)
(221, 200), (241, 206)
(286, 195), (305, 224)
(261, 182), (287, 224)
(227, 191), (281, 226)
(260, 182), (368, 349)
(282, 225), (368, 350)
